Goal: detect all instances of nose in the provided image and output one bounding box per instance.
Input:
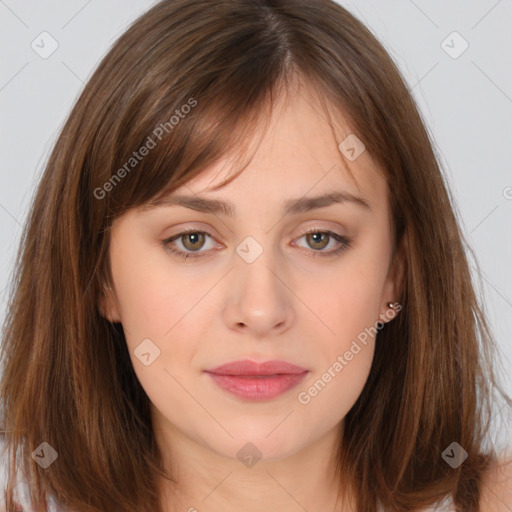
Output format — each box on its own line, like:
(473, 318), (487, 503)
(222, 248), (295, 338)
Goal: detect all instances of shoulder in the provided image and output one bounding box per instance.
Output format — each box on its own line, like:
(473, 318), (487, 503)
(0, 436), (64, 512)
(479, 456), (512, 512)
(0, 437), (28, 511)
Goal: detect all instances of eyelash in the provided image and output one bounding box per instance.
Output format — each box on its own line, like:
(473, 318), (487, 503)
(162, 228), (352, 262)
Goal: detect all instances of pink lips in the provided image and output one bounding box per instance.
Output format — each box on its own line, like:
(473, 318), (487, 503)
(204, 359), (309, 401)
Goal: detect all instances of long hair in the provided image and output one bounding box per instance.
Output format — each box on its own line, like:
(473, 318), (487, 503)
(1, 1), (510, 511)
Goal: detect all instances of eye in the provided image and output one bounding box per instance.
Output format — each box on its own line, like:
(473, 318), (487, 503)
(163, 229), (218, 260)
(162, 228), (352, 262)
(293, 228), (352, 258)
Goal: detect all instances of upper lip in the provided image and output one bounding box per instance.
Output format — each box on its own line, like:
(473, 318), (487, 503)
(205, 359), (308, 376)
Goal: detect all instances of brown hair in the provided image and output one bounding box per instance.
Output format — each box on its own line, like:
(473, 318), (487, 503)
(1, 1), (510, 511)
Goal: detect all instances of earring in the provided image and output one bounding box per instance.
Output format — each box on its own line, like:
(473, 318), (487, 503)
(378, 302), (401, 325)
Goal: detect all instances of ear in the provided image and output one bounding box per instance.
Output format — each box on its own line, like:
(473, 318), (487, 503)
(98, 285), (122, 323)
(379, 232), (407, 323)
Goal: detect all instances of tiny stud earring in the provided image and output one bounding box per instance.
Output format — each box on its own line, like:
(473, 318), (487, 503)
(387, 302), (401, 309)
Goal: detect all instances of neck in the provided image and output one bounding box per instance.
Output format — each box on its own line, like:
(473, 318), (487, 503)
(154, 419), (355, 512)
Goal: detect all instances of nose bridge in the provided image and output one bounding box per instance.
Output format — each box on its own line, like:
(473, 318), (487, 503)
(223, 235), (294, 336)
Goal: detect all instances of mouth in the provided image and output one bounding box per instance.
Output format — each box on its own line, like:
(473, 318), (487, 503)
(204, 359), (309, 401)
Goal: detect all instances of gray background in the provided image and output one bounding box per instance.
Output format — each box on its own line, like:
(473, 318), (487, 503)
(1, 1), (511, 445)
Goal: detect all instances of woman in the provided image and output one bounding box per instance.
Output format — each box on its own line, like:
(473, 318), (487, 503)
(1, 1), (511, 511)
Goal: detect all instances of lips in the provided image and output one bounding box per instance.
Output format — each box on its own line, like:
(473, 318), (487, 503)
(204, 359), (309, 401)
(206, 359), (308, 376)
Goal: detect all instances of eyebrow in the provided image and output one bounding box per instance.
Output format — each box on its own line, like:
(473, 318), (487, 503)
(147, 190), (371, 216)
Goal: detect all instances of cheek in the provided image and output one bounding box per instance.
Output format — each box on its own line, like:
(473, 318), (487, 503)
(115, 275), (206, 420)
(297, 234), (389, 399)
(111, 258), (217, 403)
(296, 342), (374, 427)
(307, 254), (388, 347)
(118, 279), (207, 382)
(295, 267), (382, 419)
(111, 243), (211, 341)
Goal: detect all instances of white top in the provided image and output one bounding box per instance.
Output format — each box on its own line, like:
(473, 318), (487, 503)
(0, 439), (62, 512)
(382, 496), (455, 511)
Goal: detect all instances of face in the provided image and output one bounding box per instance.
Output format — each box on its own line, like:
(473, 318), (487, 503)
(101, 81), (403, 465)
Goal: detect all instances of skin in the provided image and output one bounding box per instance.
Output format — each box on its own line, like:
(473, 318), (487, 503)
(101, 79), (405, 512)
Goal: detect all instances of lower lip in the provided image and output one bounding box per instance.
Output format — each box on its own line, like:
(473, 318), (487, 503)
(206, 372), (308, 401)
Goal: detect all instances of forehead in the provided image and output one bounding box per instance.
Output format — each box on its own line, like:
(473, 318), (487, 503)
(169, 81), (388, 212)
(133, 76), (390, 225)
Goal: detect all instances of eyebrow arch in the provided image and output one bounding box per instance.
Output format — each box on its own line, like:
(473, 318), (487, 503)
(147, 190), (371, 216)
